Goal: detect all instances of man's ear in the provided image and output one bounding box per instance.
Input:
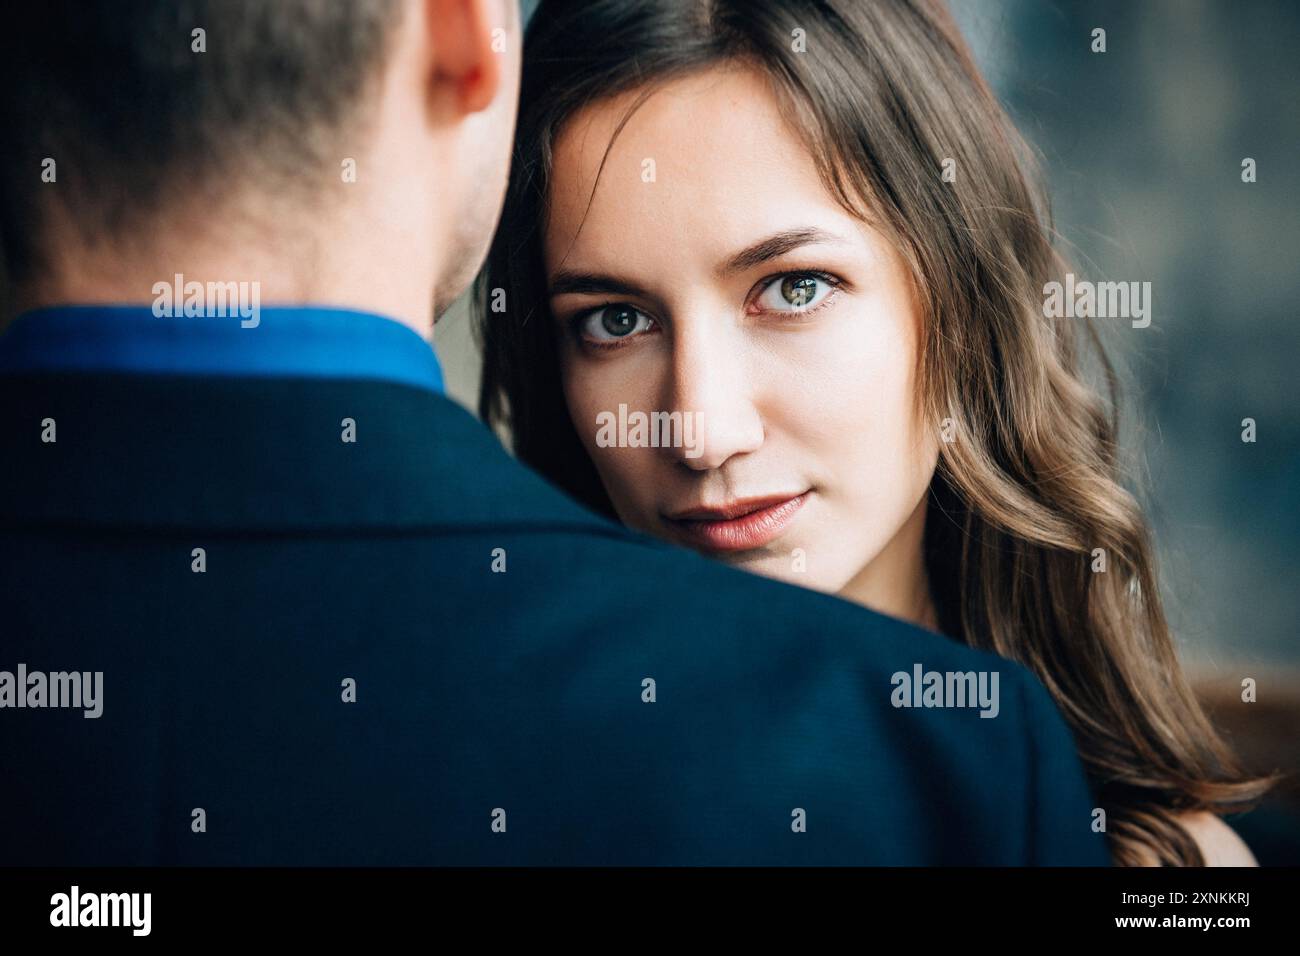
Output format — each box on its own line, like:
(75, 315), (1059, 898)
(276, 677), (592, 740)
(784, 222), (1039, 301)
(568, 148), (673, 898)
(427, 0), (507, 114)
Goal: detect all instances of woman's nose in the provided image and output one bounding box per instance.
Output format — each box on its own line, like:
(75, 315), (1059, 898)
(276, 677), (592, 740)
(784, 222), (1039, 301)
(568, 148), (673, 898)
(661, 327), (764, 471)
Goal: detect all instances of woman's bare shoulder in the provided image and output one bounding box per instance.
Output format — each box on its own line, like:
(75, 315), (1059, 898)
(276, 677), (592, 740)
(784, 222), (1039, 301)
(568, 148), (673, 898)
(1179, 812), (1258, 866)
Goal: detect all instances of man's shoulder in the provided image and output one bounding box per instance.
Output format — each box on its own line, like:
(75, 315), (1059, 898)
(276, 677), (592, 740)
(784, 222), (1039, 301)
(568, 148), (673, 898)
(443, 514), (1049, 722)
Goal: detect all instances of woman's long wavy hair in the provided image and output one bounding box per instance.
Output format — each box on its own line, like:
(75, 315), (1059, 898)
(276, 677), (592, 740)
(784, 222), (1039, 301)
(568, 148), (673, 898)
(476, 0), (1275, 865)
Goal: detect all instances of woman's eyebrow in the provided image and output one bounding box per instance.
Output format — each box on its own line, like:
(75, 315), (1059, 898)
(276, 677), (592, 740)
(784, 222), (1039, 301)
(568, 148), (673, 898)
(548, 271), (648, 299)
(547, 227), (850, 299)
(718, 227), (850, 276)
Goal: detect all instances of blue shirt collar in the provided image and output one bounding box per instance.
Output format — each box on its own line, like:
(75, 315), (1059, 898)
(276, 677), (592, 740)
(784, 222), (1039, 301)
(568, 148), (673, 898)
(0, 304), (444, 394)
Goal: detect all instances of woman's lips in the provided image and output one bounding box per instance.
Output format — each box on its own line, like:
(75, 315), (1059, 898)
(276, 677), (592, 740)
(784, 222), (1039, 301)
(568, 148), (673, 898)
(663, 492), (809, 553)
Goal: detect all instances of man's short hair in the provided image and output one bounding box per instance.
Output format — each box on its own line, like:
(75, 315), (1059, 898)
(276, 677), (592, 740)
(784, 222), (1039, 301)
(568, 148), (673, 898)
(0, 0), (403, 281)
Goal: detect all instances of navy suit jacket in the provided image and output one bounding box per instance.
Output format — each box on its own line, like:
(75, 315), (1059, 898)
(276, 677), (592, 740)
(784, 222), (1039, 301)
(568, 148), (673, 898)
(0, 370), (1111, 865)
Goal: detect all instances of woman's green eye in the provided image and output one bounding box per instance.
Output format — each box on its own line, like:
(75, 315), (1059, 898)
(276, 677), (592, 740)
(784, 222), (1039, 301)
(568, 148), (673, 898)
(756, 272), (837, 313)
(782, 275), (819, 307)
(602, 306), (640, 337)
(579, 305), (655, 344)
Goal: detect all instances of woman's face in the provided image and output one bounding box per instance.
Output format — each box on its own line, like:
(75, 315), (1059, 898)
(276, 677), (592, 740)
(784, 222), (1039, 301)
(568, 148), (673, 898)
(543, 66), (940, 613)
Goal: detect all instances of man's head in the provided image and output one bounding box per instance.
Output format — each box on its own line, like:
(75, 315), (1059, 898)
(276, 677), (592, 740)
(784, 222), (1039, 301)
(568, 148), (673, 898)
(0, 0), (521, 329)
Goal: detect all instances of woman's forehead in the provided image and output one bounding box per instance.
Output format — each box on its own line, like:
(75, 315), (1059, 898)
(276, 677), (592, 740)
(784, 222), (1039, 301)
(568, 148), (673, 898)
(543, 66), (859, 277)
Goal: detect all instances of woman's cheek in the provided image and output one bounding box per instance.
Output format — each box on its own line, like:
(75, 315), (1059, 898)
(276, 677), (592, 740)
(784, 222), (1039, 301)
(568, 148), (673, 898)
(799, 313), (926, 505)
(788, 326), (908, 444)
(564, 371), (617, 475)
(563, 368), (657, 518)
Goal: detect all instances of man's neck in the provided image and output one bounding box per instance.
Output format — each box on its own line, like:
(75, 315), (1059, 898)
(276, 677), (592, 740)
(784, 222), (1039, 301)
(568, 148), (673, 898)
(15, 186), (441, 338)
